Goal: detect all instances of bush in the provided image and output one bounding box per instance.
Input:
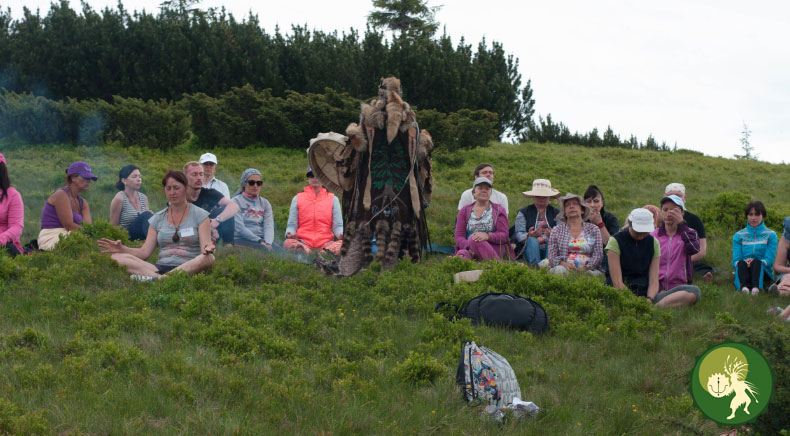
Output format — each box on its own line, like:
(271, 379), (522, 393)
(417, 108), (498, 152)
(105, 96), (191, 149)
(393, 351), (446, 386)
(0, 91), (102, 145)
(697, 192), (752, 238)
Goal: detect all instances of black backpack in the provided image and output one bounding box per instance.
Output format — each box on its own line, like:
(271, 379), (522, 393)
(435, 292), (549, 334)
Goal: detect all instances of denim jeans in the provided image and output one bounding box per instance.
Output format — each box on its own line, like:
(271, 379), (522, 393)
(525, 237), (546, 265)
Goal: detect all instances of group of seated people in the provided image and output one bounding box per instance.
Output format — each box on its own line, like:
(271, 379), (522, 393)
(1, 152), (790, 313)
(452, 162), (790, 310)
(0, 152), (343, 280)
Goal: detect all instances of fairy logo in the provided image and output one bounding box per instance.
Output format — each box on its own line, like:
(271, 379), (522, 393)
(690, 342), (773, 425)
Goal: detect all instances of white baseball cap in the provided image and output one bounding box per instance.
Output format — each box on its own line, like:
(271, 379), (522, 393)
(628, 208), (655, 233)
(199, 153), (218, 164)
(664, 182), (685, 195)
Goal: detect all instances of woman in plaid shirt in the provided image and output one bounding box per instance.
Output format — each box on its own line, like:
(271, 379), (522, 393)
(541, 193), (604, 275)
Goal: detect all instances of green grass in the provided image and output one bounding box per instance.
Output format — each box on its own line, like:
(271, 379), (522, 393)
(0, 141), (789, 434)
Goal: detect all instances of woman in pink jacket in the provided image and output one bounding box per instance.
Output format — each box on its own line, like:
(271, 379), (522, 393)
(454, 177), (514, 261)
(650, 194), (701, 307)
(0, 153), (24, 257)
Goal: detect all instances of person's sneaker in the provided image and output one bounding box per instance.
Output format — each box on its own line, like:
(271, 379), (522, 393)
(768, 283), (781, 296)
(130, 274), (158, 282)
(751, 288), (760, 295)
(741, 287), (750, 293)
(766, 307), (784, 314)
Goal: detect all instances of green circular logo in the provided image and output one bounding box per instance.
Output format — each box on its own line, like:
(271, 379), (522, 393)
(690, 342), (773, 425)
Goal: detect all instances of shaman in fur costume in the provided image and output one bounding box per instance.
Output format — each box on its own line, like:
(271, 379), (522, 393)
(310, 77), (433, 275)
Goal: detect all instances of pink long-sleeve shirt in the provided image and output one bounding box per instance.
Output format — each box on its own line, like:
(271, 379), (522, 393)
(0, 187), (24, 253)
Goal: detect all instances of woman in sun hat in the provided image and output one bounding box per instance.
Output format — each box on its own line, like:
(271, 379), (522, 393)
(232, 168), (275, 250)
(454, 177), (514, 261)
(650, 194), (701, 307)
(541, 193), (603, 275)
(0, 153), (24, 256)
(38, 161), (96, 251)
(606, 208), (660, 300)
(512, 178), (560, 264)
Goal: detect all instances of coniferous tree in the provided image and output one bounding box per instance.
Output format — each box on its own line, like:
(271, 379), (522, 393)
(367, 0), (440, 40)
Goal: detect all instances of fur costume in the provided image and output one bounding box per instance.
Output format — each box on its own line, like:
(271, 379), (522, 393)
(309, 77), (433, 276)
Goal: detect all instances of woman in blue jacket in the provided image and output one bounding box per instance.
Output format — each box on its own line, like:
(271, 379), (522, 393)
(732, 201), (777, 294)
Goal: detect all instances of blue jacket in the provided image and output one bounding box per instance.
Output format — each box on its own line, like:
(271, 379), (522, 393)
(732, 221), (777, 289)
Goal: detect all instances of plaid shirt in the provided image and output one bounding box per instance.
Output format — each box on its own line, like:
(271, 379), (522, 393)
(547, 221), (603, 270)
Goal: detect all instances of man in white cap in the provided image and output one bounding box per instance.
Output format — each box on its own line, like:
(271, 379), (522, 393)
(605, 208), (660, 301)
(199, 153), (230, 199)
(458, 163), (508, 215)
(664, 182), (713, 281)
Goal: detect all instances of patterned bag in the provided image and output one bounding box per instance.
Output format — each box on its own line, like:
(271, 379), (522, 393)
(456, 341), (521, 406)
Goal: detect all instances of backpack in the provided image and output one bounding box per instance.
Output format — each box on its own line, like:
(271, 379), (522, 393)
(436, 292), (550, 334)
(456, 341), (521, 406)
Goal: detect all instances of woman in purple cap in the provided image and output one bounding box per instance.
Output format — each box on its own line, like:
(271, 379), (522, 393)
(38, 161), (96, 250)
(0, 153), (24, 256)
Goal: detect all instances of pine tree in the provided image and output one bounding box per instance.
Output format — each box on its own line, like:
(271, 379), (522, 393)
(734, 122), (757, 160)
(367, 0), (441, 40)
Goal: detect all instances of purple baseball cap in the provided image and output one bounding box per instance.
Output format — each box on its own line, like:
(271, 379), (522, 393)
(66, 161), (97, 181)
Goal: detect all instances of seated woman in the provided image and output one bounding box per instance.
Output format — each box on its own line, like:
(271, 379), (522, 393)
(732, 201), (776, 295)
(109, 165), (152, 241)
(542, 193), (603, 275)
(512, 179), (560, 264)
(606, 208), (659, 299)
(97, 170), (214, 279)
(0, 153), (24, 257)
(650, 194), (701, 307)
(284, 168), (343, 255)
(38, 161), (95, 251)
(454, 177), (514, 261)
(769, 217), (790, 295)
(232, 168), (274, 250)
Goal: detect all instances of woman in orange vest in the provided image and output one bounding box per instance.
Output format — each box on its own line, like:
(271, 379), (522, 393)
(283, 168), (343, 255)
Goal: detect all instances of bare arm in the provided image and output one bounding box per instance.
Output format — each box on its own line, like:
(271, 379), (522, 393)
(217, 197), (240, 222)
(647, 256), (660, 301)
(97, 225), (158, 259)
(690, 238), (706, 262)
(109, 194), (123, 226)
(607, 251), (625, 289)
(198, 217), (215, 255)
(50, 190), (81, 231)
(81, 200), (92, 225)
(775, 237), (790, 275)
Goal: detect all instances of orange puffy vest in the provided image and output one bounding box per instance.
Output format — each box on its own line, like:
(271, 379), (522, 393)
(296, 186), (335, 248)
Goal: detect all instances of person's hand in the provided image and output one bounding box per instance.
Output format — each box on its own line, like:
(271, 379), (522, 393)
(471, 232), (490, 242)
(97, 238), (123, 254)
(286, 232), (296, 239)
(202, 242), (215, 255)
(210, 218), (220, 229)
(560, 261), (576, 271)
(667, 207), (684, 223)
(211, 229), (219, 241)
(527, 226), (538, 238)
(745, 258), (753, 267)
(588, 211), (603, 225)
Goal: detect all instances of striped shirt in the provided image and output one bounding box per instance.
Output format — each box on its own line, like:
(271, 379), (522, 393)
(118, 191), (148, 228)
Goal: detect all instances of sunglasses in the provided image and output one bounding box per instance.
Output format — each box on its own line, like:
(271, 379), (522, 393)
(246, 180), (263, 186)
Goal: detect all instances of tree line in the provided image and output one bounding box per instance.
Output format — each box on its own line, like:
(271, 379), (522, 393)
(0, 0), (532, 139)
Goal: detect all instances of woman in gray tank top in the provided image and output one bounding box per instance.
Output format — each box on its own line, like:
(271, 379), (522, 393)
(109, 165), (152, 240)
(98, 170), (214, 280)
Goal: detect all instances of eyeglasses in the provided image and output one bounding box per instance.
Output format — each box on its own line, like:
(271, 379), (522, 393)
(247, 180), (263, 186)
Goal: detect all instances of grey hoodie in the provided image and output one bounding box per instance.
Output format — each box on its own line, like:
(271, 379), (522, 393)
(231, 193), (274, 244)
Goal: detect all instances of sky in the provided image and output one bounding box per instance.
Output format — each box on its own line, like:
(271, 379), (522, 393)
(4, 0), (789, 162)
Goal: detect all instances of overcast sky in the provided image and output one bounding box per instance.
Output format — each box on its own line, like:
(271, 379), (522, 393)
(4, 0), (788, 162)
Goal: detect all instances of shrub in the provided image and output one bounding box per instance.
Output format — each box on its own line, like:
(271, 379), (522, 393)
(697, 191), (752, 238)
(105, 96), (191, 149)
(393, 351), (446, 386)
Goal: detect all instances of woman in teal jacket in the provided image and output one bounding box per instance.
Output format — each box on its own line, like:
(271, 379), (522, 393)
(732, 201), (777, 294)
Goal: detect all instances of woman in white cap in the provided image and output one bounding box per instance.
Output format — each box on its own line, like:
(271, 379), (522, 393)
(606, 208), (660, 300)
(454, 177), (514, 261)
(512, 179), (560, 264)
(542, 193), (603, 275)
(650, 194), (701, 307)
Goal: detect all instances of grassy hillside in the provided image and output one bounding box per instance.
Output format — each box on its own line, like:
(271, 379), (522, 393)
(0, 141), (789, 434)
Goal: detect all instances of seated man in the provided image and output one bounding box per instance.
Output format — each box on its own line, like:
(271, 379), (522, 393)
(184, 161), (239, 244)
(284, 168), (343, 255)
(664, 183), (712, 281)
(200, 152), (230, 199)
(770, 216), (790, 295)
(458, 163), (508, 216)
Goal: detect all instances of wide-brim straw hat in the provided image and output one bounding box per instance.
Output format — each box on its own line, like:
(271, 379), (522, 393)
(556, 193), (591, 222)
(522, 179), (560, 198)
